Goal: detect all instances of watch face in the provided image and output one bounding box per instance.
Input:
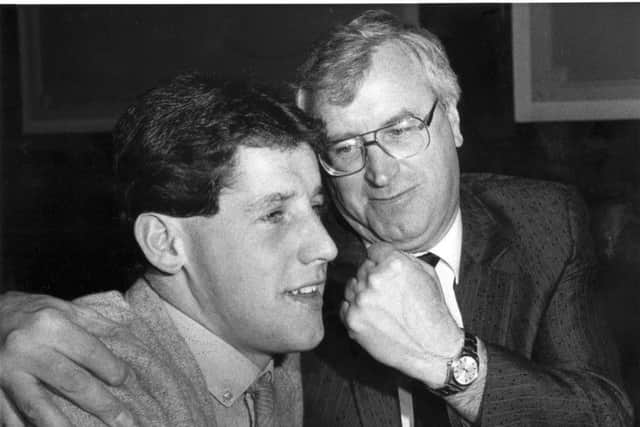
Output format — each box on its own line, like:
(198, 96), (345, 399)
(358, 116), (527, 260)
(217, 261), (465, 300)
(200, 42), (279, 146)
(452, 355), (479, 386)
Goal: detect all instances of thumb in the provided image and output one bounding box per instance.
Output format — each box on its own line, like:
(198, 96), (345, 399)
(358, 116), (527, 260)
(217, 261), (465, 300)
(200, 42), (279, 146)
(366, 242), (397, 264)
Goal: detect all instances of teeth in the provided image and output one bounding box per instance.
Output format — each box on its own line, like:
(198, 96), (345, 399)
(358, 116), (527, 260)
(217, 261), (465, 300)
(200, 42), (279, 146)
(289, 285), (319, 296)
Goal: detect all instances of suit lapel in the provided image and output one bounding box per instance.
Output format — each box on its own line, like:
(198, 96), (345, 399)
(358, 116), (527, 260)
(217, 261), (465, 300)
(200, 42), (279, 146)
(351, 348), (402, 427)
(457, 184), (519, 344)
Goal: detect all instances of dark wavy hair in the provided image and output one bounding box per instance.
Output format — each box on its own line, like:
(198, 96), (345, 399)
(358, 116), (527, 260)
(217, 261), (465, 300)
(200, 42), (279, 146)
(113, 72), (323, 224)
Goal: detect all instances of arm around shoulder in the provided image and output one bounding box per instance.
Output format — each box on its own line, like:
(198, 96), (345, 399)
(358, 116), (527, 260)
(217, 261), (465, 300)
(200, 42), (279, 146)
(0, 291), (133, 427)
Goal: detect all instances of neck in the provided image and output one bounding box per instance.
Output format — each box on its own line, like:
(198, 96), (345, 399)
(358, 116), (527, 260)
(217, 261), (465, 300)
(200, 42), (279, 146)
(143, 270), (272, 370)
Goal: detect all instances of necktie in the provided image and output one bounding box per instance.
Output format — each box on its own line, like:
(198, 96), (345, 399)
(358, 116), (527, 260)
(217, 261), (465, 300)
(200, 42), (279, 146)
(420, 252), (440, 268)
(412, 252), (451, 427)
(248, 371), (276, 427)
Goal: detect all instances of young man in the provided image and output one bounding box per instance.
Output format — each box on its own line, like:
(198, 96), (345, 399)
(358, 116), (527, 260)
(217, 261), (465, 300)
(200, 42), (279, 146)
(0, 72), (336, 426)
(0, 10), (633, 427)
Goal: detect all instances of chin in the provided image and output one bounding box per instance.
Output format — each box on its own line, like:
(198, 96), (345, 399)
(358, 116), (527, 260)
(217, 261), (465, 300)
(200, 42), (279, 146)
(287, 324), (325, 353)
(374, 223), (423, 245)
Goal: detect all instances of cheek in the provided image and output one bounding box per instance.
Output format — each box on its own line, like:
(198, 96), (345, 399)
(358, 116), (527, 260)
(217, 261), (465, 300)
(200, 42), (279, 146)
(234, 237), (297, 295)
(332, 177), (366, 213)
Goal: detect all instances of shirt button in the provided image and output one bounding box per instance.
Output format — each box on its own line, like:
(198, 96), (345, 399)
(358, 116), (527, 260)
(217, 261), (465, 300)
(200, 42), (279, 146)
(222, 390), (233, 402)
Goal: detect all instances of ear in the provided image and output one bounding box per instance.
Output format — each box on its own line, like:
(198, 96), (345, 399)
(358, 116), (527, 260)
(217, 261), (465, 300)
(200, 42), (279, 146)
(134, 213), (186, 275)
(444, 102), (464, 148)
(295, 88), (311, 112)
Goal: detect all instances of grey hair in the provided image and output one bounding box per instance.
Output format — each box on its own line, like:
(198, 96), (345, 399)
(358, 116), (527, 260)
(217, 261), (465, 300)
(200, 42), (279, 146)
(297, 9), (463, 146)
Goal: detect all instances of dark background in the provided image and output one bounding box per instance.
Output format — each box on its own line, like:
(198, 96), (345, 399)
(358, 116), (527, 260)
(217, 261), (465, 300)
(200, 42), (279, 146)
(1, 4), (640, 421)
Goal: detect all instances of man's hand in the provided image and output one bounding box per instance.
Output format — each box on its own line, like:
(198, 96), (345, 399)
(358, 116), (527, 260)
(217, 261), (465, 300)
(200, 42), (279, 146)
(0, 292), (135, 427)
(339, 242), (464, 387)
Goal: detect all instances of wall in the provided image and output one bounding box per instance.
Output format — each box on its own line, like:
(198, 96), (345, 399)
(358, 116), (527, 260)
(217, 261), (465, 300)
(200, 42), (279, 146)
(2, 6), (130, 296)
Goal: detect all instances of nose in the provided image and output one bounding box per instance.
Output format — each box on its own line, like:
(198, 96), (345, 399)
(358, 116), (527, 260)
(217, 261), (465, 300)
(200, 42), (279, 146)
(299, 212), (338, 265)
(364, 143), (399, 187)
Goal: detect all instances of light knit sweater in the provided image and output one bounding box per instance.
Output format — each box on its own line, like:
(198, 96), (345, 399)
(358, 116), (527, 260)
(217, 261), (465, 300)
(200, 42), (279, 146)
(53, 280), (303, 427)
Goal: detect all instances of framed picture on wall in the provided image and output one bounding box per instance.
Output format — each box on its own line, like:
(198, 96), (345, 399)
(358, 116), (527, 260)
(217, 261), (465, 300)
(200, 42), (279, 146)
(18, 5), (419, 134)
(512, 3), (640, 122)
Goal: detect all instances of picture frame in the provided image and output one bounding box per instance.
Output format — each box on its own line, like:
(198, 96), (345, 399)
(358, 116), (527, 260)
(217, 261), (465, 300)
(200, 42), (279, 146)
(512, 3), (640, 122)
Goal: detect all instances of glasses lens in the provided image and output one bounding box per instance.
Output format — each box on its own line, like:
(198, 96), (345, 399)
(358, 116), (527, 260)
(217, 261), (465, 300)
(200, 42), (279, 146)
(378, 117), (429, 158)
(322, 138), (364, 175)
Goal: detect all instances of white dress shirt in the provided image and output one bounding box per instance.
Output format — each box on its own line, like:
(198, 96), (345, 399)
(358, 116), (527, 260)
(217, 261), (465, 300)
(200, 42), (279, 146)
(399, 208), (463, 427)
(163, 301), (273, 427)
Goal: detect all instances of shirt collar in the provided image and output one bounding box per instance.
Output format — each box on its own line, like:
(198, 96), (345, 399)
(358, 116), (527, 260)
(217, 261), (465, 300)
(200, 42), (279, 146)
(162, 300), (273, 407)
(413, 208), (462, 282)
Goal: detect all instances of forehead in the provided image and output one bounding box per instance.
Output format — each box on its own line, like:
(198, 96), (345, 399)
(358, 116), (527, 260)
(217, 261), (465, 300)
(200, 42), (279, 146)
(225, 144), (321, 201)
(315, 43), (432, 136)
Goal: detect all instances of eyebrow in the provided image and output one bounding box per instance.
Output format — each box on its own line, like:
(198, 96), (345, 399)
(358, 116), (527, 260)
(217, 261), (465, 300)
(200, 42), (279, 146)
(244, 184), (325, 214)
(245, 191), (295, 214)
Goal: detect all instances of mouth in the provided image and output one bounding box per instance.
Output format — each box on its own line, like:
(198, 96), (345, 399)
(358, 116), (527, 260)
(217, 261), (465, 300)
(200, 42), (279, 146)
(370, 185), (418, 204)
(285, 281), (325, 308)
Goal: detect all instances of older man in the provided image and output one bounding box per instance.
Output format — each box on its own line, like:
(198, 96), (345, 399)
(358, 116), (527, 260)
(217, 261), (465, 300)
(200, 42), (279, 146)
(0, 10), (633, 427)
(0, 72), (337, 426)
(295, 9), (631, 427)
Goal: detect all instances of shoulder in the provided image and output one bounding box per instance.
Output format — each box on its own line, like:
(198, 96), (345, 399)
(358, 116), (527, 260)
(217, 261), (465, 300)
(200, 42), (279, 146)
(461, 173), (582, 209)
(73, 290), (134, 324)
(67, 286), (214, 426)
(460, 173), (594, 270)
(460, 173), (587, 228)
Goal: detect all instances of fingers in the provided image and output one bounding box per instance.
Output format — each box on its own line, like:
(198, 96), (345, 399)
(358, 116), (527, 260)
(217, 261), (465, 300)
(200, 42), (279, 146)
(2, 355), (135, 427)
(365, 242), (397, 263)
(344, 278), (357, 303)
(3, 373), (72, 427)
(44, 350), (134, 426)
(68, 304), (122, 339)
(341, 276), (370, 333)
(339, 299), (350, 325)
(341, 278), (358, 326)
(52, 312), (129, 387)
(14, 303), (128, 387)
(3, 329), (134, 427)
(0, 295), (134, 427)
(0, 388), (27, 427)
(356, 260), (375, 283)
(1, 293), (127, 386)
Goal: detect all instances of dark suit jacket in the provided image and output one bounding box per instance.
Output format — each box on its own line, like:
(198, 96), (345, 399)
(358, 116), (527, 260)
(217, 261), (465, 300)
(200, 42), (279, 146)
(302, 174), (633, 426)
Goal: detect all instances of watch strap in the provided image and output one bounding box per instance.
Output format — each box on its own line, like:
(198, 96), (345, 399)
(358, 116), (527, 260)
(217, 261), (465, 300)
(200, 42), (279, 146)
(432, 332), (479, 397)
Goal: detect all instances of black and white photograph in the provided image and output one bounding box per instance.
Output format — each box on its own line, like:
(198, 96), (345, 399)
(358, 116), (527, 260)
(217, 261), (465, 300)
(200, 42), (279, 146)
(1, 3), (639, 426)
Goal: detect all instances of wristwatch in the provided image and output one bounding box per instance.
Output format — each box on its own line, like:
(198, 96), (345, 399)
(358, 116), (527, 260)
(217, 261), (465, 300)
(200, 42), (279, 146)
(432, 331), (479, 397)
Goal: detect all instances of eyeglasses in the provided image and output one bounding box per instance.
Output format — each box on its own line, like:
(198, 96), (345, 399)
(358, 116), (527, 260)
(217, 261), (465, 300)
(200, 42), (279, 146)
(319, 100), (438, 177)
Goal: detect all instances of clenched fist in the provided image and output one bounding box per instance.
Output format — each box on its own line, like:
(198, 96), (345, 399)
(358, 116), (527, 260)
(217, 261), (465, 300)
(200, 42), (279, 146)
(339, 242), (464, 387)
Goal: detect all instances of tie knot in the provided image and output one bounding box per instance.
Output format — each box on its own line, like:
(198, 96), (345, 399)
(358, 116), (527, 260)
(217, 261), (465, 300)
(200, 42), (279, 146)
(419, 252), (440, 267)
(249, 371), (273, 394)
(248, 371), (276, 427)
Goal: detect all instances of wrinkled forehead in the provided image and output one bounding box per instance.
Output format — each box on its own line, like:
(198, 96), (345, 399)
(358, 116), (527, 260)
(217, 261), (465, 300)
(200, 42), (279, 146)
(312, 50), (432, 133)
(308, 42), (427, 112)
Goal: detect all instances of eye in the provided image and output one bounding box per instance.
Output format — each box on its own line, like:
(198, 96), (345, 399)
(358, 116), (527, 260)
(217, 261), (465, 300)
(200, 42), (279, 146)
(331, 140), (360, 156)
(386, 126), (410, 137)
(312, 201), (328, 218)
(382, 118), (423, 141)
(261, 209), (284, 223)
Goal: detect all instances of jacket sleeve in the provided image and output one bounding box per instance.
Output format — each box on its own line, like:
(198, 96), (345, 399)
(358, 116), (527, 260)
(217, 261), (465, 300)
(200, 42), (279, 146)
(479, 188), (633, 426)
